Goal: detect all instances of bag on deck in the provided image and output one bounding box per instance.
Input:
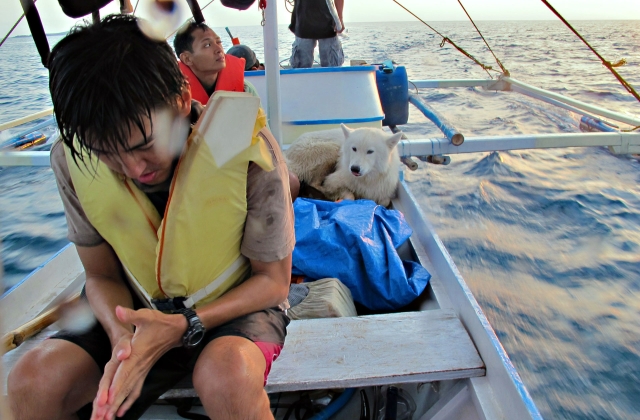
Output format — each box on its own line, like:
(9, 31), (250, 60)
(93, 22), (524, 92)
(291, 198), (431, 311)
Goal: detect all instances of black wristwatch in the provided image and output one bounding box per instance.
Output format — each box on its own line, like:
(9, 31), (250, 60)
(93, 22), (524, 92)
(175, 308), (205, 348)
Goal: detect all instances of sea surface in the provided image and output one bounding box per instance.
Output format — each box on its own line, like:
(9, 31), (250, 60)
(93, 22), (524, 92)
(1, 19), (640, 419)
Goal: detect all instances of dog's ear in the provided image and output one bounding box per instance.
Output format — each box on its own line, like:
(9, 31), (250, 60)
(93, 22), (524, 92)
(341, 123), (352, 139)
(387, 132), (403, 149)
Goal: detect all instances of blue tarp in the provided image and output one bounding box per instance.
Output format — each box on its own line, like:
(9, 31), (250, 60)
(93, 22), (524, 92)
(291, 198), (431, 310)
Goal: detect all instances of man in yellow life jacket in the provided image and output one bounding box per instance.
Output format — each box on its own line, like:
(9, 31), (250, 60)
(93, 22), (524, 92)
(8, 14), (294, 420)
(174, 20), (300, 199)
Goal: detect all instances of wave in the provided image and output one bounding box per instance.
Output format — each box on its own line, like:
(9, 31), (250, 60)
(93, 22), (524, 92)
(463, 151), (525, 178)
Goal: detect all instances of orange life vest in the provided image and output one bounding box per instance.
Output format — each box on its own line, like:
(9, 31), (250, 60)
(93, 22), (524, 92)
(179, 55), (246, 104)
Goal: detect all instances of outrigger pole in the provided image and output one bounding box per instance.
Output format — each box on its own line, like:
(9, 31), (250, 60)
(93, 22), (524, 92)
(261, 0), (284, 144)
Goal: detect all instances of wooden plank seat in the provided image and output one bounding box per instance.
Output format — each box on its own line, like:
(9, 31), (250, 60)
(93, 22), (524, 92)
(161, 309), (485, 398)
(3, 309), (485, 400)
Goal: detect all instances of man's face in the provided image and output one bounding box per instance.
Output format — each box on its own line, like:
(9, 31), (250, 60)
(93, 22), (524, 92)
(90, 106), (190, 186)
(185, 28), (226, 74)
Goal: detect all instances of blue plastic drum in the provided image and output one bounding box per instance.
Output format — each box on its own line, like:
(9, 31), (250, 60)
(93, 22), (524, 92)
(376, 62), (409, 127)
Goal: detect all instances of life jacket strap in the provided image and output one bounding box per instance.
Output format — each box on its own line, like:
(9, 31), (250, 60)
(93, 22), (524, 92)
(183, 255), (248, 308)
(124, 254), (248, 310)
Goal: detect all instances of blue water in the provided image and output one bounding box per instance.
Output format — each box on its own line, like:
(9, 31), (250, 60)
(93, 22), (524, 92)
(1, 20), (640, 419)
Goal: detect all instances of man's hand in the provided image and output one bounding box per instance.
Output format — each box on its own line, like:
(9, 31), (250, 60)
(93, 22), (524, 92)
(91, 333), (135, 420)
(91, 306), (187, 420)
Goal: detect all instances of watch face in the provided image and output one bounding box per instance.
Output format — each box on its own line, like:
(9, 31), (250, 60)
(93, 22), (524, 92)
(187, 330), (204, 347)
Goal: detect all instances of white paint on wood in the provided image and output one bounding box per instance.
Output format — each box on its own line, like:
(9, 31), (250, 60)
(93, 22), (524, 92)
(0, 244), (84, 335)
(469, 377), (505, 420)
(0, 108), (54, 132)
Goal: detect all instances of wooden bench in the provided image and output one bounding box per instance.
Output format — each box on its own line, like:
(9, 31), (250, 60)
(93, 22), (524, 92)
(3, 309), (485, 399)
(162, 309), (484, 398)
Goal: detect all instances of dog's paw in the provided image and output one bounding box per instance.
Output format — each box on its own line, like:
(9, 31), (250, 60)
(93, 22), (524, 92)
(341, 191), (356, 201)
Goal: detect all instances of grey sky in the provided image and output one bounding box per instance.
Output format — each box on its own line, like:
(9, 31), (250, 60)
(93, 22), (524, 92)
(2, 0), (639, 37)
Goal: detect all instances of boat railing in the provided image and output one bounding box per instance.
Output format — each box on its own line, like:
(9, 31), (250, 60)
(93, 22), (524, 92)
(0, 107), (53, 132)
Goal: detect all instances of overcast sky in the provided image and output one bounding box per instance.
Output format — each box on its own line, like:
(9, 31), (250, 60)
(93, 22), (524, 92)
(2, 0), (639, 37)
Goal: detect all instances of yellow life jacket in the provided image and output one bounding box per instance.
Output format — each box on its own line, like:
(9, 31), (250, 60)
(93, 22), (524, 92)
(66, 107), (274, 309)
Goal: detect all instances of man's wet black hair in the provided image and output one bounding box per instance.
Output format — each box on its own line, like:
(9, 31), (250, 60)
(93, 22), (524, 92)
(173, 20), (211, 58)
(49, 14), (188, 162)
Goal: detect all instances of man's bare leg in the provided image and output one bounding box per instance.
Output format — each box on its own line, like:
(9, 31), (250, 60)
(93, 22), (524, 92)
(8, 339), (102, 420)
(193, 336), (272, 420)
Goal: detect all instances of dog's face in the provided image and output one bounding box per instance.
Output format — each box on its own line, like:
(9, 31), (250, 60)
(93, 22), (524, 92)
(340, 124), (402, 177)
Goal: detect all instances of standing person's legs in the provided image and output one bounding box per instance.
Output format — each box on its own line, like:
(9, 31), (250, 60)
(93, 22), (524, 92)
(8, 340), (102, 420)
(290, 37), (317, 68)
(318, 36), (344, 67)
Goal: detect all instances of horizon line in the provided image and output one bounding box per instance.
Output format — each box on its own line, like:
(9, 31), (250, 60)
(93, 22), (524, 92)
(10, 18), (639, 38)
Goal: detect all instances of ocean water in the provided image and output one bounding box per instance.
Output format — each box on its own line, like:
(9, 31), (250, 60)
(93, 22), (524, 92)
(1, 19), (639, 419)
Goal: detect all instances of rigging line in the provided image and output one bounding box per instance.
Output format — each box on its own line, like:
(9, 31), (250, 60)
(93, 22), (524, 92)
(0, 13), (24, 49)
(390, 0), (496, 78)
(540, 0), (640, 104)
(133, 0), (141, 15)
(456, 0), (509, 76)
(0, 0), (39, 50)
(284, 0), (294, 13)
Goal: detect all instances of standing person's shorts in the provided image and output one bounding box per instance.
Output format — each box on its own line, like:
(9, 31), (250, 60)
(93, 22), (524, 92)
(51, 295), (289, 420)
(290, 36), (344, 68)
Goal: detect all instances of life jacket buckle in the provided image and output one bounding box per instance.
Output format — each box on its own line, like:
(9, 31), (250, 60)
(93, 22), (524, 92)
(151, 296), (187, 312)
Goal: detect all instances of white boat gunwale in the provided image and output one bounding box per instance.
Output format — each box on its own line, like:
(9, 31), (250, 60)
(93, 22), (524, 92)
(396, 181), (543, 420)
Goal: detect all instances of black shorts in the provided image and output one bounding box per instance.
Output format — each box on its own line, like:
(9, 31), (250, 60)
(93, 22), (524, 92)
(52, 301), (289, 419)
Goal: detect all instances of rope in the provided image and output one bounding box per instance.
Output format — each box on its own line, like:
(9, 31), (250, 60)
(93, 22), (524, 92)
(284, 0), (295, 13)
(391, 0), (496, 78)
(456, 0), (509, 76)
(0, 14), (24, 49)
(541, 0), (640, 104)
(259, 0), (267, 26)
(0, 0), (39, 50)
(133, 0), (141, 14)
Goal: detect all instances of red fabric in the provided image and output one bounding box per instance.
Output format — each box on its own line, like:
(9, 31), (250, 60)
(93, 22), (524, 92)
(178, 61), (208, 104)
(178, 55), (246, 105)
(254, 341), (283, 385)
(216, 54), (246, 92)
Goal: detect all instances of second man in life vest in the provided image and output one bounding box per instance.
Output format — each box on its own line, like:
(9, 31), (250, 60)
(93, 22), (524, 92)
(174, 20), (300, 199)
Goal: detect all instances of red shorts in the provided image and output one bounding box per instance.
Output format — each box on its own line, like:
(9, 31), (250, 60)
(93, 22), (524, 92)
(254, 341), (284, 385)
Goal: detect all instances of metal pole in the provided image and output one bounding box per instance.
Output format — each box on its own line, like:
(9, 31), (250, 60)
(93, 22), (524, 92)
(262, 0), (283, 144)
(409, 79), (494, 89)
(408, 93), (464, 146)
(6, 132), (640, 167)
(0, 151), (51, 166)
(504, 76), (640, 127)
(396, 131), (640, 157)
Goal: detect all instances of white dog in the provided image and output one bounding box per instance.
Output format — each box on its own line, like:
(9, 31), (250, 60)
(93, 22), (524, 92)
(285, 124), (402, 207)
